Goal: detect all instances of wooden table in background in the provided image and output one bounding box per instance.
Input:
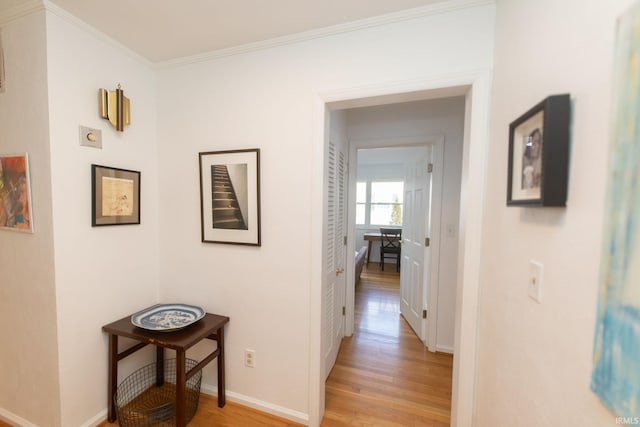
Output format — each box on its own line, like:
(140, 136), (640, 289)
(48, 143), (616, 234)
(363, 232), (384, 265)
(102, 312), (230, 427)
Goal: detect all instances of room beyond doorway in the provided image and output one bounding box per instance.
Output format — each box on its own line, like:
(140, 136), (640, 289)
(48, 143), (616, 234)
(341, 96), (466, 354)
(354, 144), (433, 345)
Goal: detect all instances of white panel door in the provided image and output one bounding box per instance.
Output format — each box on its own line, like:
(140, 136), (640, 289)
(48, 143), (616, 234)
(323, 140), (347, 379)
(400, 146), (431, 343)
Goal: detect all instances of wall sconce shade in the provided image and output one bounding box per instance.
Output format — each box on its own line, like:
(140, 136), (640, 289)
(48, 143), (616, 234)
(99, 84), (130, 132)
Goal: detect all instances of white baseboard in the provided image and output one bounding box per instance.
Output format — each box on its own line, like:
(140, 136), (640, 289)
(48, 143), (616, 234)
(201, 384), (309, 425)
(436, 344), (454, 354)
(79, 408), (107, 427)
(79, 385), (310, 427)
(0, 407), (38, 427)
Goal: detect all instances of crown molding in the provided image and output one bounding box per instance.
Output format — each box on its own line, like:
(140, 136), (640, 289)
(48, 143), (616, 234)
(158, 0), (494, 69)
(0, 0), (44, 25)
(0, 0), (153, 68)
(42, 0), (153, 68)
(0, 0), (493, 69)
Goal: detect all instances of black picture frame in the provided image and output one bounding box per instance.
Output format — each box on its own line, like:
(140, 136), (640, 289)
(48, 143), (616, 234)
(507, 94), (570, 207)
(199, 148), (261, 246)
(91, 164), (141, 226)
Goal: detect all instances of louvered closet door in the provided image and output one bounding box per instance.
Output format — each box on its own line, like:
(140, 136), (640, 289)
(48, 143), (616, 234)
(322, 140), (347, 380)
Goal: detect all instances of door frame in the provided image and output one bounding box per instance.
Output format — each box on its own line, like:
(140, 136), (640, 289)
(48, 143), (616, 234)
(344, 136), (444, 352)
(309, 70), (492, 427)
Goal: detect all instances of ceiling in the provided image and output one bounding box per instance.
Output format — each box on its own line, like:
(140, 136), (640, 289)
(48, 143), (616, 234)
(0, 0), (446, 62)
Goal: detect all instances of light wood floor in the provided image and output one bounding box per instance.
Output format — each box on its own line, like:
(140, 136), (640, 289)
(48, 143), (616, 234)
(322, 265), (453, 426)
(99, 264), (454, 426)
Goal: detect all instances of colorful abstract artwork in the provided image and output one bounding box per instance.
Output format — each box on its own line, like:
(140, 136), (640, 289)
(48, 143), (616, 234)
(591, 2), (640, 417)
(0, 154), (33, 232)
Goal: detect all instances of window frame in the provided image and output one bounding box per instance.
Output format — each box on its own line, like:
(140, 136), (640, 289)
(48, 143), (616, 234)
(356, 179), (404, 228)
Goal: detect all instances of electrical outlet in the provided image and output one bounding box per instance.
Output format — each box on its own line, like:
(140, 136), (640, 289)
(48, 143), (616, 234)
(244, 349), (255, 368)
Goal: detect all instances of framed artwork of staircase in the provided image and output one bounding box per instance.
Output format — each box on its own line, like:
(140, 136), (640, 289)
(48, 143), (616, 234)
(199, 148), (261, 246)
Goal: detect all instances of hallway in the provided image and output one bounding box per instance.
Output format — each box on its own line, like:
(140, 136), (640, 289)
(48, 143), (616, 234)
(322, 265), (454, 426)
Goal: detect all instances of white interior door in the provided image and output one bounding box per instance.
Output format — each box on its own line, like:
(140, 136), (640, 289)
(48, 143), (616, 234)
(400, 146), (431, 343)
(323, 140), (347, 379)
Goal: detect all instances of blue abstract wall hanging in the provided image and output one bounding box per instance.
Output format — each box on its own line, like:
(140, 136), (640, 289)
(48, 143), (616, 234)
(591, 1), (640, 418)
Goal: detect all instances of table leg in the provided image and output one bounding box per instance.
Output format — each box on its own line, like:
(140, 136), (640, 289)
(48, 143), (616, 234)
(217, 326), (226, 407)
(107, 334), (118, 422)
(175, 350), (187, 427)
(367, 240), (372, 265)
(156, 346), (165, 386)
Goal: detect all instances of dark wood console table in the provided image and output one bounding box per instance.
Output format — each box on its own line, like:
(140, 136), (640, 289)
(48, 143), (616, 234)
(102, 312), (230, 427)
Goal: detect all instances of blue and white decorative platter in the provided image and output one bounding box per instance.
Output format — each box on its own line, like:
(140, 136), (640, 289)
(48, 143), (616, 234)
(131, 304), (205, 331)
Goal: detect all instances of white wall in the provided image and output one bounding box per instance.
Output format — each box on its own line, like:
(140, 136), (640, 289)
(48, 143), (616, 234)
(0, 1), (494, 425)
(477, 0), (635, 425)
(45, 9), (159, 427)
(346, 97), (465, 352)
(0, 11), (62, 427)
(156, 4), (491, 421)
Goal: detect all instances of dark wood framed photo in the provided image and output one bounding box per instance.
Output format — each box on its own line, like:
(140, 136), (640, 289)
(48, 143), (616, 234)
(91, 164), (140, 226)
(199, 148), (261, 246)
(507, 94), (570, 207)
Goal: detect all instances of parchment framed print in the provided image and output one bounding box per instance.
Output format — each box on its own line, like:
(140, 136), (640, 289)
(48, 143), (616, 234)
(91, 164), (140, 226)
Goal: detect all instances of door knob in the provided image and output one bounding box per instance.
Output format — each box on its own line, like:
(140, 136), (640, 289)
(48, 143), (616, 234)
(335, 268), (345, 275)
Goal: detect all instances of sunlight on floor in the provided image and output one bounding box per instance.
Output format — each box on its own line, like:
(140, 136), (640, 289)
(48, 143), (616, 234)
(360, 299), (401, 337)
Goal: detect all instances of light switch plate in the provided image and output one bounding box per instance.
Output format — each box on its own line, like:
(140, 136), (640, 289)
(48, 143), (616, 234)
(528, 260), (543, 303)
(79, 125), (102, 149)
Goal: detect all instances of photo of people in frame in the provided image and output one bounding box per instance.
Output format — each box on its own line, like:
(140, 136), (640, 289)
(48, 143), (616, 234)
(521, 127), (542, 190)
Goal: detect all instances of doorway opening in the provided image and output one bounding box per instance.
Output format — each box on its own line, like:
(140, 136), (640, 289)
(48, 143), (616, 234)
(337, 96), (464, 351)
(311, 74), (492, 427)
(353, 144), (436, 346)
(321, 96), (463, 421)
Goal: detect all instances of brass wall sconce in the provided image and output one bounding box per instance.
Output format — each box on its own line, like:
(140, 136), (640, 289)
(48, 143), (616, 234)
(99, 84), (130, 132)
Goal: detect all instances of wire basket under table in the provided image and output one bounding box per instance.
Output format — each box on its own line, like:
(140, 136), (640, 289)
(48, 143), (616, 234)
(114, 358), (202, 427)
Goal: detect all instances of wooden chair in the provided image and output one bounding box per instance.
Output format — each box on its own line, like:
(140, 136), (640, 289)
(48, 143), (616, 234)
(379, 228), (402, 272)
